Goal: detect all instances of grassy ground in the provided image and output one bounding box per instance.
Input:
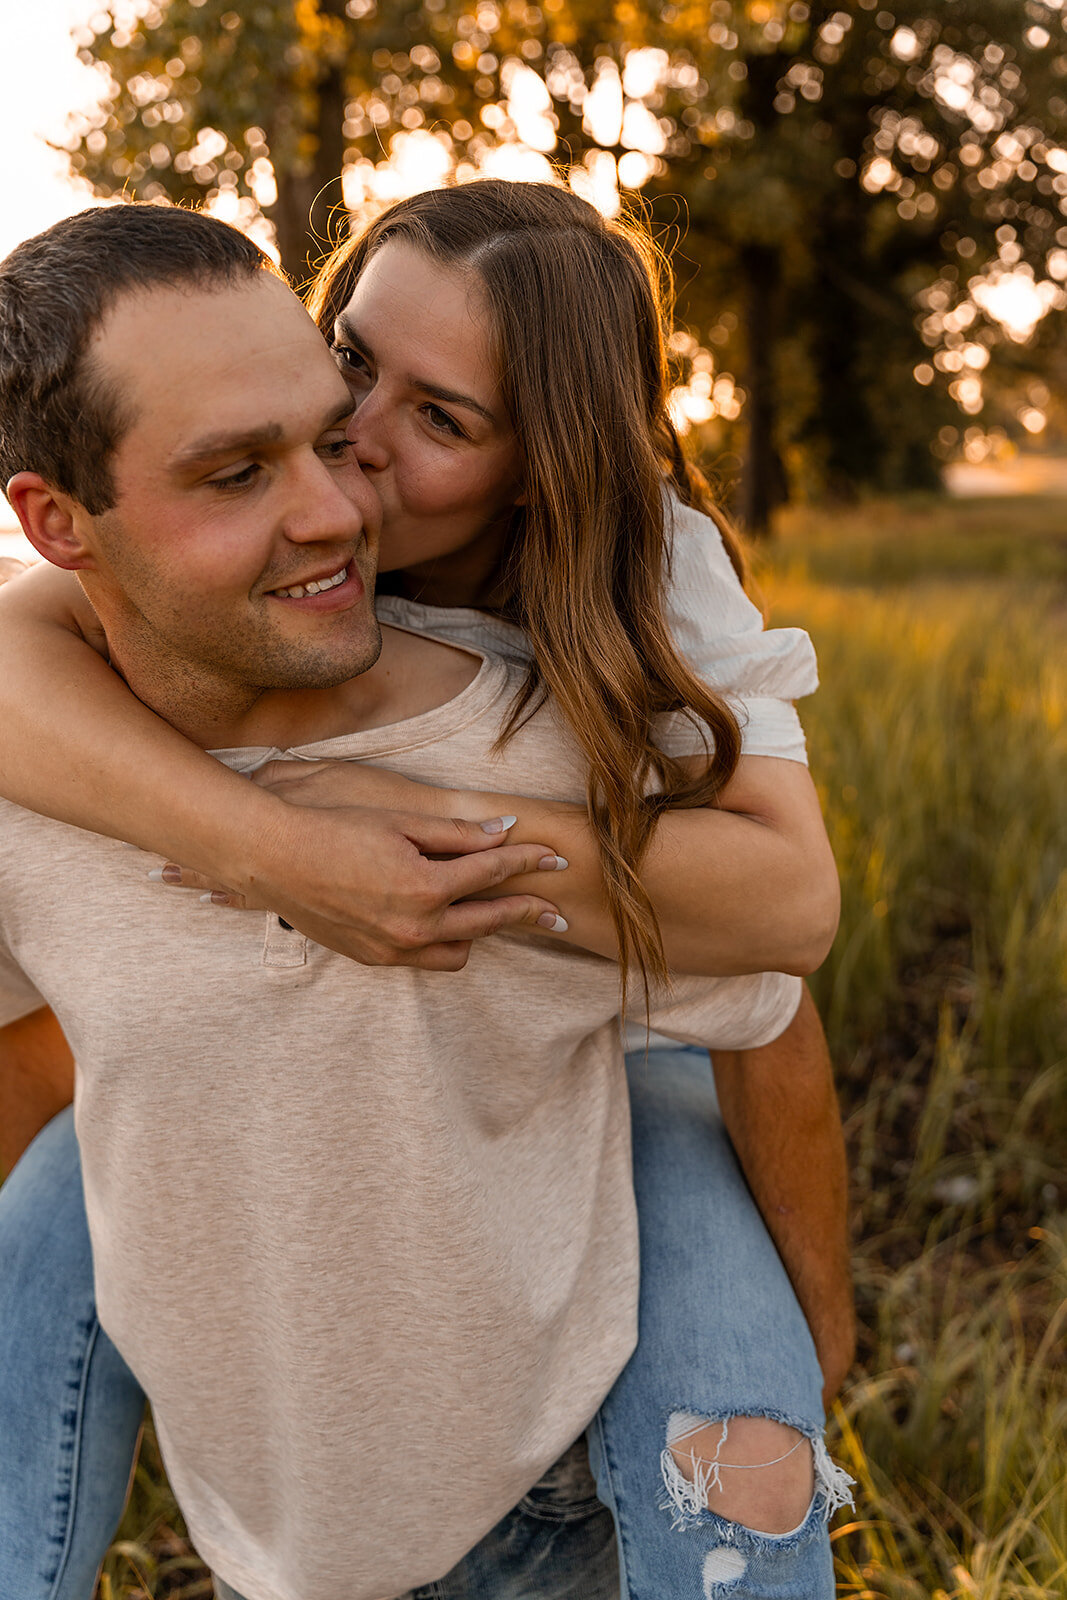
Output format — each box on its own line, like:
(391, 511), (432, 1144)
(762, 496), (1067, 1599)
(95, 495), (1066, 1598)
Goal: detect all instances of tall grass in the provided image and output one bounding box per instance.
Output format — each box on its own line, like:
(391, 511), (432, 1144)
(761, 496), (1066, 1599)
(92, 495), (1066, 1597)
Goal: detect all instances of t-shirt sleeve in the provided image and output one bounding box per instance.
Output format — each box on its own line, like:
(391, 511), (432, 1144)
(644, 969), (803, 1052)
(0, 936), (47, 1028)
(656, 496), (819, 765)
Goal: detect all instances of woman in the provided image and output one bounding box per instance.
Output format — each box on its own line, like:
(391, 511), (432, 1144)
(0, 181), (852, 1598)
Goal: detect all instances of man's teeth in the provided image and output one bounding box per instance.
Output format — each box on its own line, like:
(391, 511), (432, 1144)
(274, 565), (348, 599)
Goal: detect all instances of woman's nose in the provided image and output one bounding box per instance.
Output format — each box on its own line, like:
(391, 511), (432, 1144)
(347, 391), (390, 473)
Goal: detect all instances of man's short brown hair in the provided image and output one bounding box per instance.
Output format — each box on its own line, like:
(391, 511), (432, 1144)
(0, 204), (274, 513)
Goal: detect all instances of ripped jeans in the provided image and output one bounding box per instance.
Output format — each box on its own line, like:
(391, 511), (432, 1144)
(585, 1046), (852, 1599)
(0, 1048), (850, 1600)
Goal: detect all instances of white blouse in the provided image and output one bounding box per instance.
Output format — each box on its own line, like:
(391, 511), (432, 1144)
(378, 495), (818, 765)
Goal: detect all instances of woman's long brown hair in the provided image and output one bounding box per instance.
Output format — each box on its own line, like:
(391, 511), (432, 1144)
(309, 179), (747, 1000)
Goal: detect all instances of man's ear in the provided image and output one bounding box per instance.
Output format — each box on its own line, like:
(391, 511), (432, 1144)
(5, 474), (97, 572)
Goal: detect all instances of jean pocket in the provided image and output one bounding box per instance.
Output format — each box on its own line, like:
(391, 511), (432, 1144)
(517, 1435), (604, 1521)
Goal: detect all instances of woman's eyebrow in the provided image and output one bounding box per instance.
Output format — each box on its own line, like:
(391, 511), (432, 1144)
(334, 310), (497, 426)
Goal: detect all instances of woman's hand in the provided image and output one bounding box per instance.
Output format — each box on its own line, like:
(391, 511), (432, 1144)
(149, 760), (572, 967)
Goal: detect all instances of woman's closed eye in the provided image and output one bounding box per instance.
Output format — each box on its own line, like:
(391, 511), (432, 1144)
(422, 403), (465, 439)
(317, 429), (356, 463)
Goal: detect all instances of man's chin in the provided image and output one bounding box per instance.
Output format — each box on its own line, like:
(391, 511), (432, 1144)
(260, 627), (384, 692)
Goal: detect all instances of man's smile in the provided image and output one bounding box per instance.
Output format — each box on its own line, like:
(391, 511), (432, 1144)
(264, 558), (366, 612)
(269, 560), (350, 599)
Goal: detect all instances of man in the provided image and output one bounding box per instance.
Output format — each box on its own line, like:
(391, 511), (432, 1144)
(0, 204), (851, 1600)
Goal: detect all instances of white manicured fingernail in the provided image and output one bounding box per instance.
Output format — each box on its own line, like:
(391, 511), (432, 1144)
(480, 815), (517, 834)
(537, 913), (569, 933)
(147, 868), (165, 881)
(199, 892), (230, 907)
(538, 855), (568, 871)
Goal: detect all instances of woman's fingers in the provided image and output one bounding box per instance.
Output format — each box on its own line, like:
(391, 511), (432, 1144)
(397, 812), (543, 859)
(425, 833), (570, 898)
(434, 895), (569, 942)
(148, 864), (260, 908)
(146, 816), (570, 938)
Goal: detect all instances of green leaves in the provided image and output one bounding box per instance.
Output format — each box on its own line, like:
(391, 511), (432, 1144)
(64, 1), (1067, 511)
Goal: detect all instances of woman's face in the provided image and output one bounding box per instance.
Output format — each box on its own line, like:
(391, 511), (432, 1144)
(329, 240), (523, 588)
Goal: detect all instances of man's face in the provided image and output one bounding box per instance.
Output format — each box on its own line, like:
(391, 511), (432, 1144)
(78, 271), (381, 701)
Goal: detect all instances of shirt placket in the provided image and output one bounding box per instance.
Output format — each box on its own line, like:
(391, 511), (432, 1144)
(261, 912), (308, 968)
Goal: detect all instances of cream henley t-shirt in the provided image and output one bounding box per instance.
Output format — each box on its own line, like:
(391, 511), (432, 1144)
(0, 509), (818, 1600)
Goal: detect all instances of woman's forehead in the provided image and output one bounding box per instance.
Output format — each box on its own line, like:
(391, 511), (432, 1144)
(339, 240), (499, 395)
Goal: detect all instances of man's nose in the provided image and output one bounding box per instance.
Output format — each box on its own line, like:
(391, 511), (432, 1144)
(284, 452), (371, 545)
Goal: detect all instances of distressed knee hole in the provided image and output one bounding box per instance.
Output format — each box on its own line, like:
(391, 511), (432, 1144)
(663, 1411), (815, 1536)
(702, 1548), (748, 1593)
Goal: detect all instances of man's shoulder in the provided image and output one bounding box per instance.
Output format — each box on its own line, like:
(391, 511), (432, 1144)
(363, 619), (512, 730)
(382, 623), (486, 701)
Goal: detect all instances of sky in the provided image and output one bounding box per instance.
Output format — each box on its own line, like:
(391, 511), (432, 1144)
(0, 1), (103, 544)
(0, 1), (103, 262)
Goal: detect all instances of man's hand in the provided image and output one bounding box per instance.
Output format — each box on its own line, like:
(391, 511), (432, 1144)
(712, 987), (855, 1410)
(152, 795), (570, 972)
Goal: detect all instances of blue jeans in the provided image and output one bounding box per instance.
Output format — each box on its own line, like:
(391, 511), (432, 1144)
(0, 1051), (849, 1600)
(0, 1105), (145, 1600)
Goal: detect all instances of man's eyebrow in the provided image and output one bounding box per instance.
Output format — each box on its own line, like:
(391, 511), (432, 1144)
(334, 311), (497, 426)
(168, 397), (355, 472)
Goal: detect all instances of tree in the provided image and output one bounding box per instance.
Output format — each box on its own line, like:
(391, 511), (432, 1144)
(66, 0), (1067, 530)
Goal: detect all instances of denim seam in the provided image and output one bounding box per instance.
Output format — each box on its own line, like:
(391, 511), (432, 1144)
(589, 1409), (641, 1600)
(515, 1494), (608, 1525)
(43, 1307), (100, 1598)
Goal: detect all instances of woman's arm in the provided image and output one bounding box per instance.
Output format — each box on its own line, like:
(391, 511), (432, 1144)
(0, 566), (837, 977)
(457, 754), (840, 976)
(229, 753), (839, 977)
(0, 566), (568, 971)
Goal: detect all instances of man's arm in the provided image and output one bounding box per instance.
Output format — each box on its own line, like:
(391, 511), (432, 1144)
(0, 1007), (75, 1180)
(710, 986), (855, 1409)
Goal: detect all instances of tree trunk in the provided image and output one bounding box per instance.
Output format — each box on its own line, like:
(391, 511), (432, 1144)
(738, 244), (787, 538)
(269, 0), (350, 285)
(308, 0), (350, 267)
(270, 171), (319, 285)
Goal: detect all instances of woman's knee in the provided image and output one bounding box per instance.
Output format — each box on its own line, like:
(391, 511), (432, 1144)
(665, 1413), (814, 1536)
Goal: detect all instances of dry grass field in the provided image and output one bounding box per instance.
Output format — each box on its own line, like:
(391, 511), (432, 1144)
(764, 496), (1067, 1600)
(86, 494), (1067, 1599)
